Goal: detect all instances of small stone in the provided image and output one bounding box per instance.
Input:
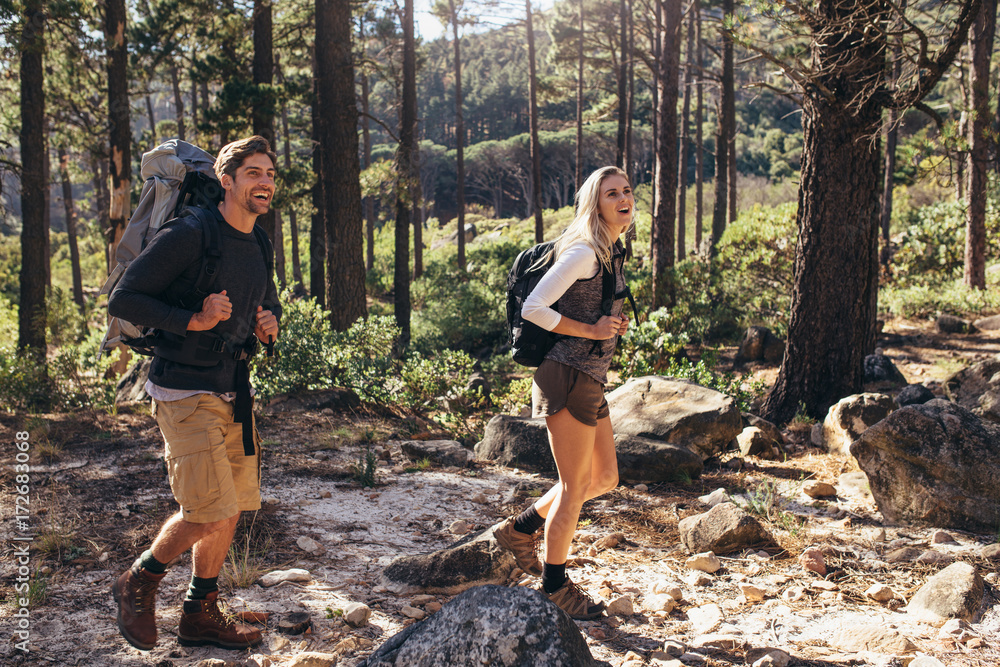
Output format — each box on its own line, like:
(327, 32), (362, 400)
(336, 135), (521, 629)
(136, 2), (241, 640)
(271, 635), (290, 651)
(642, 594), (677, 613)
(686, 572), (713, 587)
(885, 546), (921, 563)
(679, 652), (707, 664)
(634, 483), (649, 492)
(932, 530), (958, 544)
(810, 580), (838, 591)
(686, 603), (723, 634)
(739, 583), (766, 602)
(595, 532), (626, 550)
(39, 565), (53, 575)
(698, 488), (730, 507)
(448, 519), (471, 535)
(799, 547), (826, 576)
(470, 493), (488, 504)
(400, 605), (425, 620)
(296, 536), (324, 554)
(259, 568), (311, 587)
(426, 601), (442, 613)
(803, 481), (837, 499)
(606, 595), (634, 617)
(342, 602), (370, 628)
(981, 544), (1000, 559)
(865, 583), (896, 602)
(263, 496), (280, 506)
(750, 650), (791, 667)
(938, 619), (972, 638)
(649, 655), (683, 667)
(588, 627), (609, 640)
(319, 491), (332, 499)
(966, 637), (985, 649)
(651, 581), (684, 600)
(661, 639), (686, 657)
(278, 612), (312, 635)
(909, 657), (946, 667)
(985, 572), (999, 585)
(915, 549), (953, 565)
(246, 655), (273, 667)
(690, 634), (741, 650)
(782, 586), (806, 602)
(686, 551), (722, 574)
(286, 653), (338, 667)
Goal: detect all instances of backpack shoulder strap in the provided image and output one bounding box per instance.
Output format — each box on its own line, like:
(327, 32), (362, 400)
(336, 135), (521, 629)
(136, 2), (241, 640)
(251, 224), (275, 279)
(174, 206), (222, 309)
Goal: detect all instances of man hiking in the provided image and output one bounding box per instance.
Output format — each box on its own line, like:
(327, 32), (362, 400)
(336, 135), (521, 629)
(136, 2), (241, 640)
(108, 135), (281, 651)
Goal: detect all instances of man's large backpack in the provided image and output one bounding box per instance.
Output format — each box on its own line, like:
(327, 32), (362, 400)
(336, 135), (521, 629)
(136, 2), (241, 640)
(98, 139), (272, 360)
(506, 240), (637, 367)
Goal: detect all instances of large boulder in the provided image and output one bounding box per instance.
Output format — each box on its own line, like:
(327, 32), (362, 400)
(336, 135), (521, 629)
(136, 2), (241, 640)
(821, 392), (894, 456)
(380, 527), (514, 595)
(907, 562), (984, 626)
(263, 387), (361, 413)
(614, 435), (703, 483)
(475, 416), (552, 472)
(607, 377), (742, 460)
(360, 585), (606, 667)
(736, 327), (784, 364)
(850, 399), (1000, 532)
(943, 357), (1000, 423)
(400, 440), (473, 468)
(864, 349), (907, 387)
(678, 502), (774, 555)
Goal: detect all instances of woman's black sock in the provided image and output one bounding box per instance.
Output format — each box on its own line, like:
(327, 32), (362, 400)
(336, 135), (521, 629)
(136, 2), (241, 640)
(542, 562), (567, 594)
(513, 505), (545, 535)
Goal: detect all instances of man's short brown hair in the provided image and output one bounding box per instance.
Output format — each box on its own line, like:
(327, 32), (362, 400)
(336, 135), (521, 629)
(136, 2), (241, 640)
(214, 135), (277, 182)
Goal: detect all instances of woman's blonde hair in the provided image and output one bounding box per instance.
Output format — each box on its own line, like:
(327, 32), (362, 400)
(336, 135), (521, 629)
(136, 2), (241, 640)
(541, 166), (634, 272)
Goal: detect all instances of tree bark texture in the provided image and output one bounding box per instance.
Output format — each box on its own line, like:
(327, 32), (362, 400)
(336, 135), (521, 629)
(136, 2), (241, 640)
(359, 20), (376, 273)
(106, 0), (130, 280)
(58, 146), (84, 307)
(616, 0), (628, 170)
(677, 0), (695, 261)
(760, 1), (886, 424)
(310, 52), (325, 305)
(526, 0), (544, 243)
(19, 0), (47, 355)
(576, 0), (585, 190)
(964, 0), (996, 289)
(449, 0), (467, 271)
(651, 0), (681, 309)
(170, 65), (186, 141)
(253, 0), (277, 245)
(393, 0), (417, 345)
(315, 0), (366, 330)
(710, 0), (733, 252)
(694, 0), (703, 252)
(625, 5), (634, 180)
(276, 56), (302, 289)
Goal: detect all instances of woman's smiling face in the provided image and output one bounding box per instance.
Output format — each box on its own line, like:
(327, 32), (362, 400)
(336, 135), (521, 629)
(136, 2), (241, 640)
(596, 174), (634, 237)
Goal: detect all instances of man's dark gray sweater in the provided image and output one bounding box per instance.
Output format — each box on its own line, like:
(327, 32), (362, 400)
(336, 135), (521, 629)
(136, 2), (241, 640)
(108, 206), (281, 394)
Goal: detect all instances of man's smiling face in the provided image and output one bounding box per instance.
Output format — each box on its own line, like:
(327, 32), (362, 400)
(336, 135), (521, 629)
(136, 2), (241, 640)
(224, 152), (276, 216)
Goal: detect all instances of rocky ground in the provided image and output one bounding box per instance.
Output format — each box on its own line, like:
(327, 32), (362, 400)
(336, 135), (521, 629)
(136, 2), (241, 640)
(1, 317), (999, 667)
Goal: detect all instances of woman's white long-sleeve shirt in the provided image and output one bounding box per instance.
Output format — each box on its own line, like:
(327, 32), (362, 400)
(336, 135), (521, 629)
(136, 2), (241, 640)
(521, 243), (600, 331)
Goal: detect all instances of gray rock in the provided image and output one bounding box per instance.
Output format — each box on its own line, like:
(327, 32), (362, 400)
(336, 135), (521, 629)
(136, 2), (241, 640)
(400, 440), (473, 468)
(359, 585), (604, 667)
(430, 223), (478, 251)
(343, 602), (371, 628)
(972, 314), (1000, 330)
(737, 426), (779, 459)
(736, 326), (783, 363)
(678, 502), (774, 555)
(822, 392), (894, 456)
(885, 547), (922, 563)
(613, 434), (703, 483)
(850, 400), (1000, 532)
(286, 653), (338, 667)
(864, 350), (908, 386)
(474, 415), (552, 472)
(115, 358), (152, 404)
(829, 624), (917, 653)
(938, 314), (975, 334)
(263, 387), (361, 413)
(907, 562), (984, 625)
(895, 383), (935, 407)
(607, 377), (743, 460)
(380, 526), (514, 596)
(944, 357), (1000, 423)
(743, 413), (785, 446)
(981, 544), (1000, 559)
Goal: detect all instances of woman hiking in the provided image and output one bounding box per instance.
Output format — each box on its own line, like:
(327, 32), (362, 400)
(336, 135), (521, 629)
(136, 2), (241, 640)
(494, 166), (635, 620)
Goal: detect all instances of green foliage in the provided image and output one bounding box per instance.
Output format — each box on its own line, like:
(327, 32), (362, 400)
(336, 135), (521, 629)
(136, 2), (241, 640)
(880, 279), (1000, 319)
(615, 308), (690, 378)
(351, 445), (379, 488)
(398, 349), (478, 407)
(660, 353), (767, 413)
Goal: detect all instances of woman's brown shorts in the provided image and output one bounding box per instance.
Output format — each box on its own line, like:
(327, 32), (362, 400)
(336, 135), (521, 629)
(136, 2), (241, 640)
(531, 359), (609, 427)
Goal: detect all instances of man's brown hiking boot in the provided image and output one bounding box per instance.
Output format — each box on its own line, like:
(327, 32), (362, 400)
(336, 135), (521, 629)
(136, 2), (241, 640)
(494, 517), (543, 577)
(111, 562), (167, 650)
(178, 591), (263, 649)
(546, 577), (606, 620)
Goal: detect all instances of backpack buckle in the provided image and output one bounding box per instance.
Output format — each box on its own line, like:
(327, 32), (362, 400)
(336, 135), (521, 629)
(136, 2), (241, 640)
(210, 337), (226, 353)
(233, 337), (259, 361)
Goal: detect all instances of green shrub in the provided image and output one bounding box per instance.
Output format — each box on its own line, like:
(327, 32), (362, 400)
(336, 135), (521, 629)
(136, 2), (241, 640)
(615, 307), (690, 379)
(661, 351), (767, 413)
(398, 349), (479, 408)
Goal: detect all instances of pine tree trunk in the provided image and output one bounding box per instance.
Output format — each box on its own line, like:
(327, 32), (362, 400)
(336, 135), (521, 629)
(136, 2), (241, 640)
(276, 56), (303, 290)
(880, 0), (904, 270)
(625, 5), (634, 179)
(964, 0), (996, 289)
(310, 53), (325, 306)
(651, 0), (682, 309)
(450, 0), (467, 271)
(58, 146), (84, 308)
(146, 94), (157, 144)
(358, 21), (376, 273)
(760, 1), (885, 424)
(694, 0), (703, 252)
(526, 0), (544, 243)
(106, 0), (130, 281)
(315, 0), (366, 330)
(616, 0), (628, 169)
(19, 0), (48, 358)
(393, 0), (417, 345)
(412, 140), (423, 280)
(253, 0), (277, 244)
(677, 0), (694, 261)
(576, 0), (585, 190)
(170, 65), (186, 141)
(190, 70), (199, 141)
(650, 0), (661, 227)
(711, 0), (734, 250)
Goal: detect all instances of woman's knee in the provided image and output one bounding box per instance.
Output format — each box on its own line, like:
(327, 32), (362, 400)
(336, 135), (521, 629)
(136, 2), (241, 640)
(588, 471), (618, 498)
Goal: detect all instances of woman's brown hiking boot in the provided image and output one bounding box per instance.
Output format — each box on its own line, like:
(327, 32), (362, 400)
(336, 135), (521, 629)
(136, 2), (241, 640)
(178, 591), (263, 649)
(111, 561), (167, 650)
(493, 517), (543, 577)
(545, 577), (606, 620)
